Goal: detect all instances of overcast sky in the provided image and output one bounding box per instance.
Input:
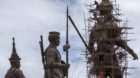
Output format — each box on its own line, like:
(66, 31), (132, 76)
(0, 0), (139, 78)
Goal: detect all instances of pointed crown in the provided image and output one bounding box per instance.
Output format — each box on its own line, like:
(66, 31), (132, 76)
(9, 38), (21, 60)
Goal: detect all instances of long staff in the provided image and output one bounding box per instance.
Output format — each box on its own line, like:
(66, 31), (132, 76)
(65, 6), (69, 78)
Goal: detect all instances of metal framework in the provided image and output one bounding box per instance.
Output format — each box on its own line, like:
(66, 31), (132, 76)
(83, 0), (136, 78)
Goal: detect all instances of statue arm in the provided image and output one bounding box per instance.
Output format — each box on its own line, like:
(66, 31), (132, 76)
(88, 30), (95, 54)
(5, 68), (25, 78)
(115, 40), (138, 60)
(46, 48), (67, 68)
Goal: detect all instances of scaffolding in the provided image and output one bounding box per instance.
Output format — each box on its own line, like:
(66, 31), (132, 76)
(83, 0), (137, 78)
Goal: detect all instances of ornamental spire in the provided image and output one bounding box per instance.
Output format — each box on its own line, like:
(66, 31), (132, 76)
(9, 37), (21, 60)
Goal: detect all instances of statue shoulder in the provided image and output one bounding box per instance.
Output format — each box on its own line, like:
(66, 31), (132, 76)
(5, 68), (25, 78)
(45, 47), (57, 57)
(13, 68), (25, 78)
(45, 47), (57, 53)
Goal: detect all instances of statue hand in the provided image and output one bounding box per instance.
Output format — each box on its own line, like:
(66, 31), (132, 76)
(63, 44), (70, 51)
(87, 45), (95, 54)
(62, 64), (70, 77)
(133, 53), (138, 60)
(64, 64), (70, 69)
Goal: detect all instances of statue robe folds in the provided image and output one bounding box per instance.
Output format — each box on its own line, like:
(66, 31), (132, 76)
(5, 68), (25, 78)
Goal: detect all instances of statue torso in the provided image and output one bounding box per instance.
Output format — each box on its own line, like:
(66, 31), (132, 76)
(45, 44), (63, 78)
(5, 68), (25, 78)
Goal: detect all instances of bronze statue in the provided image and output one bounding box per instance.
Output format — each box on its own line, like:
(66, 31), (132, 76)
(44, 31), (70, 78)
(88, 0), (138, 77)
(88, 14), (138, 60)
(88, 12), (138, 78)
(4, 38), (25, 78)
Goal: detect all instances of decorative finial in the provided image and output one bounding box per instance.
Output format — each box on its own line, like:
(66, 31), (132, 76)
(9, 37), (21, 60)
(12, 37), (16, 52)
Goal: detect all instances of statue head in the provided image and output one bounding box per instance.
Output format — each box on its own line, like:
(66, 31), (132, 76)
(48, 31), (60, 46)
(9, 38), (21, 69)
(98, 0), (113, 15)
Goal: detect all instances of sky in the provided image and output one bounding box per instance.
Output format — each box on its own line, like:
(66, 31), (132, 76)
(0, 0), (139, 78)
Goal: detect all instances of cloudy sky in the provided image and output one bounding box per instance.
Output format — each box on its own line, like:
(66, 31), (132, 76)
(0, 0), (139, 78)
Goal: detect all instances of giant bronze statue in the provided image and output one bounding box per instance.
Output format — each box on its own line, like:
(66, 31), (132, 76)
(4, 38), (25, 78)
(87, 0), (138, 78)
(41, 31), (69, 78)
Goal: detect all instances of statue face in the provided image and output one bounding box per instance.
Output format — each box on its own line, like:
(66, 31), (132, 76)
(49, 33), (60, 46)
(55, 37), (60, 46)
